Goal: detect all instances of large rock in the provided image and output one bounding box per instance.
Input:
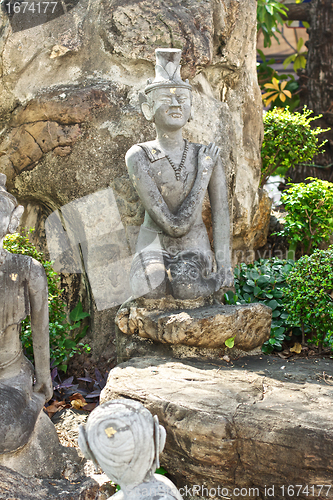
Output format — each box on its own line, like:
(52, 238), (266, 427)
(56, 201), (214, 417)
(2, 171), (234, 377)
(0, 0), (265, 357)
(0, 410), (81, 479)
(0, 465), (98, 500)
(101, 356), (333, 500)
(116, 297), (271, 363)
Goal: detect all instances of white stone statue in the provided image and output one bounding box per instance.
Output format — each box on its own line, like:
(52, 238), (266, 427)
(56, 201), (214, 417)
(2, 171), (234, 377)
(78, 399), (182, 500)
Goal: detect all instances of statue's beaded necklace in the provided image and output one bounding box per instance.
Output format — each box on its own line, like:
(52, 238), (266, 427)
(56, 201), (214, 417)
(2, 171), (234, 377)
(165, 140), (189, 181)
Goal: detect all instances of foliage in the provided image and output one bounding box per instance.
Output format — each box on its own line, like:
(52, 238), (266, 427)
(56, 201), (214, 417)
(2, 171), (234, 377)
(257, 52), (300, 111)
(260, 106), (329, 187)
(224, 258), (295, 354)
(278, 178), (333, 257)
(262, 77), (292, 106)
(257, 0), (289, 48)
(3, 229), (90, 372)
(283, 37), (307, 72)
(284, 248), (333, 351)
(256, 1), (307, 111)
(257, 50), (278, 88)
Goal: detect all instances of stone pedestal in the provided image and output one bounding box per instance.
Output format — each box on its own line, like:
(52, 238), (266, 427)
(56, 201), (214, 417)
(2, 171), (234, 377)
(116, 296), (272, 363)
(101, 356), (333, 500)
(0, 411), (81, 478)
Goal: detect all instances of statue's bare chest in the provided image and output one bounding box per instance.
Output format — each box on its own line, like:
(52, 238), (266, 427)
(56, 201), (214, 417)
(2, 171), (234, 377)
(149, 146), (198, 213)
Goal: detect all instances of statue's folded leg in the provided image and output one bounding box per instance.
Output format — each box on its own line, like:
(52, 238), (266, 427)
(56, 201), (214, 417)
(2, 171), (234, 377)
(130, 250), (169, 299)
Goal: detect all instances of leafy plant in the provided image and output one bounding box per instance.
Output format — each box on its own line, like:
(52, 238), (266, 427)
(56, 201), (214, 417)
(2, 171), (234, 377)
(283, 37), (307, 72)
(257, 52), (300, 111)
(262, 77), (292, 107)
(4, 229), (91, 372)
(224, 258), (295, 353)
(257, 50), (278, 88)
(260, 106), (329, 187)
(284, 248), (333, 351)
(257, 0), (289, 48)
(278, 178), (333, 257)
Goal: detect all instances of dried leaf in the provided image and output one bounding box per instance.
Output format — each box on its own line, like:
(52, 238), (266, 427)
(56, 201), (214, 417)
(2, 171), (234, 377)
(71, 399), (86, 409)
(290, 342), (302, 354)
(45, 400), (67, 418)
(82, 403), (97, 412)
(69, 392), (86, 403)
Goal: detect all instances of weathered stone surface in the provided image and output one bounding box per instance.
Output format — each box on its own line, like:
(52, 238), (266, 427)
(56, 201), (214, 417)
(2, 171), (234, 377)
(0, 0), (265, 356)
(101, 356), (333, 500)
(116, 299), (271, 352)
(0, 465), (98, 500)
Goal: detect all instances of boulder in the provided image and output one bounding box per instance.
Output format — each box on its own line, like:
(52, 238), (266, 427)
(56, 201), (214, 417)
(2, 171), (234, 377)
(0, 410), (82, 479)
(116, 297), (271, 363)
(0, 465), (98, 500)
(101, 356), (333, 500)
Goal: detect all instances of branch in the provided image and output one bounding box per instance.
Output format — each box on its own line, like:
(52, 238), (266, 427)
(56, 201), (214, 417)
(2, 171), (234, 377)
(282, 3), (311, 23)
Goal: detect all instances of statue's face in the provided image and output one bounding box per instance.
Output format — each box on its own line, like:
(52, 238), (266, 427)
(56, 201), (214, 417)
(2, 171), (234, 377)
(151, 87), (191, 131)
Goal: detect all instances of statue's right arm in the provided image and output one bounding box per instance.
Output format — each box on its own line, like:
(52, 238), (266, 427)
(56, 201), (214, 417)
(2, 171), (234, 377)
(126, 145), (212, 238)
(29, 259), (53, 402)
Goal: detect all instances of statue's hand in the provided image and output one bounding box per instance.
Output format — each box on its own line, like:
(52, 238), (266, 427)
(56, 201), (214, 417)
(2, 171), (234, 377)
(214, 266), (234, 291)
(34, 372), (53, 402)
(198, 142), (220, 179)
(223, 267), (234, 288)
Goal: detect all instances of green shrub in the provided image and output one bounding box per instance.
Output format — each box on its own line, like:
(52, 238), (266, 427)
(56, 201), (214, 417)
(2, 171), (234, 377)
(224, 258), (295, 354)
(261, 106), (329, 187)
(278, 178), (333, 257)
(284, 248), (333, 351)
(4, 229), (90, 372)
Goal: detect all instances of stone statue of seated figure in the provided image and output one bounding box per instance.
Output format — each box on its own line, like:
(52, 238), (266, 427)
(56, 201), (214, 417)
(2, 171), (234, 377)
(0, 173), (53, 455)
(126, 48), (233, 300)
(79, 399), (182, 500)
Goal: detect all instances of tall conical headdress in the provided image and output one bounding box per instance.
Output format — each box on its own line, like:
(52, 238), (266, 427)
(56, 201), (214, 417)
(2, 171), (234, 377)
(0, 174), (18, 207)
(145, 48), (192, 95)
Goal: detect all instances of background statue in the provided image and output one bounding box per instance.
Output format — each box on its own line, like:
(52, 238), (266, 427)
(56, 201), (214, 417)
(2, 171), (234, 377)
(79, 399), (182, 500)
(126, 48), (233, 300)
(0, 173), (52, 454)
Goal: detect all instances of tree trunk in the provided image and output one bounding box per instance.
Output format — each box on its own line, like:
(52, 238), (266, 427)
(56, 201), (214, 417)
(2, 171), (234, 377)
(283, 3), (311, 22)
(301, 0), (333, 169)
(284, 0), (333, 180)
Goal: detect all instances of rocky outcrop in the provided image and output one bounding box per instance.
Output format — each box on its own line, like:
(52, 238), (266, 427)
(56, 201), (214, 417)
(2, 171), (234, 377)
(0, 0), (264, 356)
(101, 356), (333, 500)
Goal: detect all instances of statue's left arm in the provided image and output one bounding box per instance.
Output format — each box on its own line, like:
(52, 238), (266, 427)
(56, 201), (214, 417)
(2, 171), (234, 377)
(29, 259), (53, 402)
(208, 157), (234, 287)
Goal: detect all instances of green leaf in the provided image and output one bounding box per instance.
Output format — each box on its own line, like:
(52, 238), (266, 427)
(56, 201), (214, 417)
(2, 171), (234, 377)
(155, 467), (168, 475)
(225, 337), (235, 349)
(297, 37), (304, 52)
(74, 325), (89, 342)
(267, 299), (279, 310)
(70, 301), (90, 323)
(257, 275), (270, 286)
